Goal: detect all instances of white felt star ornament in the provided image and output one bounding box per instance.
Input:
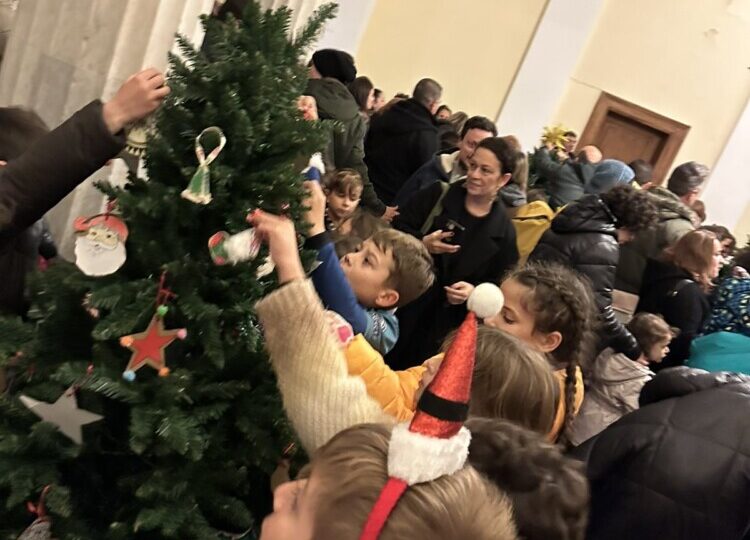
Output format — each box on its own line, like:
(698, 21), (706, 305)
(20, 387), (103, 444)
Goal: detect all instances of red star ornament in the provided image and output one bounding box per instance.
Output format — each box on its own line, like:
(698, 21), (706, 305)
(119, 316), (186, 374)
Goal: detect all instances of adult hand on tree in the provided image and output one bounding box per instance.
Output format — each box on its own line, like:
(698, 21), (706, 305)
(302, 180), (327, 236)
(423, 230), (460, 255)
(102, 68), (171, 134)
(445, 281), (474, 305)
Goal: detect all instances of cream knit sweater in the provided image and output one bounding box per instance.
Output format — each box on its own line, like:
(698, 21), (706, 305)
(255, 279), (393, 453)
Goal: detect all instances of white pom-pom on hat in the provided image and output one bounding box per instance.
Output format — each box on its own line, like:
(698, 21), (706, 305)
(467, 283), (504, 319)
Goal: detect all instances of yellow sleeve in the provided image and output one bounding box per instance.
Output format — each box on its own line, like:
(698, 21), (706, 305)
(548, 366), (584, 442)
(345, 335), (426, 422)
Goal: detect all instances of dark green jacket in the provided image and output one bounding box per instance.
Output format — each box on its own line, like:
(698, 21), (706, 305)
(615, 187), (696, 293)
(533, 148), (595, 209)
(304, 79), (385, 216)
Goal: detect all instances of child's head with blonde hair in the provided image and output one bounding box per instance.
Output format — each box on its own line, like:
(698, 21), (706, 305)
(261, 423), (518, 540)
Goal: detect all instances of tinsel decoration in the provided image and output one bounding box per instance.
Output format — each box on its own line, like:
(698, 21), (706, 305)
(540, 124), (571, 151)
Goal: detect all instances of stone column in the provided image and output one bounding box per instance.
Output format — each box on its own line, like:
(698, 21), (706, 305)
(315, 0), (376, 55)
(495, 0), (606, 151)
(0, 0), (214, 259)
(700, 93), (750, 237)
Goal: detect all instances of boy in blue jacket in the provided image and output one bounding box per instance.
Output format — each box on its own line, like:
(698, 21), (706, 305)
(302, 180), (434, 354)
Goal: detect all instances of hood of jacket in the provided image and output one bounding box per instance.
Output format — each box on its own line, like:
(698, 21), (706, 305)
(304, 78), (360, 122)
(639, 366), (750, 407)
(372, 98), (437, 136)
(640, 257), (692, 288)
(648, 186), (697, 225)
(499, 182), (527, 208)
(550, 194), (616, 236)
(593, 349), (654, 384)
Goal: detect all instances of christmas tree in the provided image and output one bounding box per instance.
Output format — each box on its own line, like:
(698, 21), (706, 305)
(0, 2), (335, 538)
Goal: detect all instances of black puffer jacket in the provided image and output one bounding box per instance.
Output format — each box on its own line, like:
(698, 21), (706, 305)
(365, 98), (438, 205)
(572, 367), (750, 540)
(529, 194), (640, 359)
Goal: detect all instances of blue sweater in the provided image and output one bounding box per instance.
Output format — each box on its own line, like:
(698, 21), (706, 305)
(306, 232), (399, 355)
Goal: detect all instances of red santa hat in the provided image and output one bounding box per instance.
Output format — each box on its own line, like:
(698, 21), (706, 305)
(74, 214), (129, 243)
(360, 283), (504, 540)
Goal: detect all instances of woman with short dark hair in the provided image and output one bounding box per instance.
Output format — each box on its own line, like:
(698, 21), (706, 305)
(388, 137), (520, 368)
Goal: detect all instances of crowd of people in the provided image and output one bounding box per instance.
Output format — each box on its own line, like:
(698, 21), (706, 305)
(1, 38), (749, 539)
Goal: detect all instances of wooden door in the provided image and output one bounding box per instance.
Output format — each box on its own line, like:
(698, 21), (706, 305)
(579, 93), (689, 184)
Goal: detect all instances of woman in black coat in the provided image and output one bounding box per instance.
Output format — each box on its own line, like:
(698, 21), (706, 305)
(572, 367), (750, 540)
(388, 137), (520, 369)
(637, 229), (721, 369)
(529, 185), (658, 361)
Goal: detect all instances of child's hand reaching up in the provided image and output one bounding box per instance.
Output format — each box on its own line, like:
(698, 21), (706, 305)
(248, 211), (304, 284)
(303, 180), (327, 236)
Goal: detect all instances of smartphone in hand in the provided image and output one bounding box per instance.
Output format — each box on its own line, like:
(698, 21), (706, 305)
(442, 219), (466, 246)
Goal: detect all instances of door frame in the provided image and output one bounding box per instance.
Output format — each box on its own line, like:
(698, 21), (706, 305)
(578, 92), (690, 184)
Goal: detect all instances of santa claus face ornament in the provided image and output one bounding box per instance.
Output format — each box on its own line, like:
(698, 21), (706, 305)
(73, 214), (129, 276)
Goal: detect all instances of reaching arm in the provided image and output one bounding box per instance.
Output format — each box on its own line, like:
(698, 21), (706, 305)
(0, 101), (124, 242)
(306, 232), (370, 335)
(255, 279), (391, 453)
(533, 147), (564, 178)
(0, 68), (169, 244)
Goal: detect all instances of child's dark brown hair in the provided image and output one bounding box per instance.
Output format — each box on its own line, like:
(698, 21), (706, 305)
(505, 262), (598, 439)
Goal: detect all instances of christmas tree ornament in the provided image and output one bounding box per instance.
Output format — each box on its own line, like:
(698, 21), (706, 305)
(181, 127), (226, 205)
(360, 284), (503, 540)
(208, 227), (261, 266)
(540, 124), (571, 152)
(73, 205), (129, 276)
(119, 317), (186, 379)
(119, 273), (186, 380)
(124, 118), (154, 157)
(19, 387), (104, 445)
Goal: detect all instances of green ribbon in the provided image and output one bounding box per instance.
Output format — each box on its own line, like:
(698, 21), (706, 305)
(181, 127), (226, 205)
